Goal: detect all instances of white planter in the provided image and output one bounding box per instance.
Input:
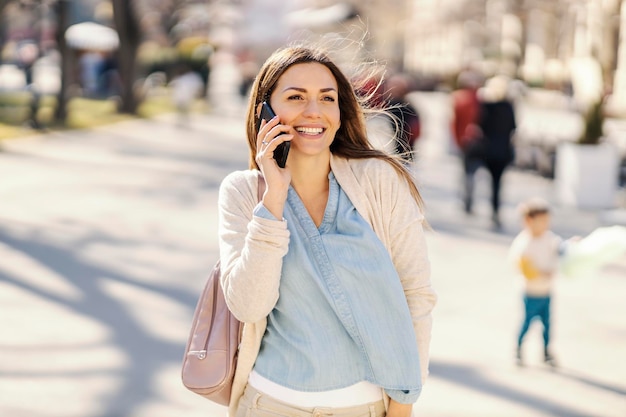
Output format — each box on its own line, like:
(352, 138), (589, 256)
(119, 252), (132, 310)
(555, 142), (620, 209)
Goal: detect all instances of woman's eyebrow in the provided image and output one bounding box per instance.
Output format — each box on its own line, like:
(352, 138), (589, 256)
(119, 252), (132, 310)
(282, 87), (338, 93)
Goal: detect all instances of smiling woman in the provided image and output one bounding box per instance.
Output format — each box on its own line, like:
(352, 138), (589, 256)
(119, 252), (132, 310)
(212, 43), (437, 417)
(266, 62), (340, 174)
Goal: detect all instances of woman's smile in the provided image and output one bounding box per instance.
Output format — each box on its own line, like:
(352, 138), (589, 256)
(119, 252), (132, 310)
(294, 125), (327, 140)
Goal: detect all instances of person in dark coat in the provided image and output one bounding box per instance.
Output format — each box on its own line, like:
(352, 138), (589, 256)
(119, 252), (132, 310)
(478, 75), (516, 229)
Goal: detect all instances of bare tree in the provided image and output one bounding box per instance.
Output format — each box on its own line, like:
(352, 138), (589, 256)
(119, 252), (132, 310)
(111, 0), (211, 114)
(0, 0), (11, 15)
(112, 0), (141, 114)
(0, 0), (13, 59)
(54, 0), (70, 122)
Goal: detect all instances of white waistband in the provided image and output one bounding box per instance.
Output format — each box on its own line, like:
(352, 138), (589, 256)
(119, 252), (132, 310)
(248, 370), (384, 408)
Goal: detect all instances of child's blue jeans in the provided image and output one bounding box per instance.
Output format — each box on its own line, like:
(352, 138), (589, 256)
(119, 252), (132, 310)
(518, 295), (551, 349)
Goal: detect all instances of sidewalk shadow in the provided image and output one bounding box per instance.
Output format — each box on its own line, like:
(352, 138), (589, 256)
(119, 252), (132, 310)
(541, 366), (626, 397)
(430, 360), (603, 417)
(0, 225), (208, 417)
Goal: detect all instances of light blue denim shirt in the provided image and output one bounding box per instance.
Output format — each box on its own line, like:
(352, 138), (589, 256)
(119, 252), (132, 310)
(252, 173), (422, 404)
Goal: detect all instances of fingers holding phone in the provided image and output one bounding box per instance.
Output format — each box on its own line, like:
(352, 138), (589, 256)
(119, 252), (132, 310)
(256, 102), (292, 168)
(255, 102), (292, 219)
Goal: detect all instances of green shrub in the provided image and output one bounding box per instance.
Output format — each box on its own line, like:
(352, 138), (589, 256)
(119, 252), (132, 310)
(579, 99), (604, 145)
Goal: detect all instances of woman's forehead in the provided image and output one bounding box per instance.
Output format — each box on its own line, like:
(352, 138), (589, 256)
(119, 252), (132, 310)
(276, 62), (338, 90)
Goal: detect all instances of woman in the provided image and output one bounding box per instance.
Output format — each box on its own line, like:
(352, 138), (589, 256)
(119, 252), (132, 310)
(218, 44), (437, 417)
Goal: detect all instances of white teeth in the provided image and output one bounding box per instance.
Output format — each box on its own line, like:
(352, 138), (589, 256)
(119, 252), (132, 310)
(296, 127), (323, 134)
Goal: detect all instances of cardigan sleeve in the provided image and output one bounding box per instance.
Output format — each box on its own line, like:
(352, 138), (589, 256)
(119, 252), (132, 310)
(384, 166), (437, 385)
(217, 171), (290, 323)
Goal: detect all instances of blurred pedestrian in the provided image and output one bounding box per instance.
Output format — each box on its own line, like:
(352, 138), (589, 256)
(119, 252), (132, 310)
(236, 48), (259, 100)
(478, 75), (516, 228)
(79, 51), (104, 98)
(170, 64), (204, 127)
(17, 42), (43, 130)
(98, 51), (120, 98)
(508, 198), (562, 367)
(218, 43), (436, 417)
(385, 73), (421, 162)
(451, 70), (484, 214)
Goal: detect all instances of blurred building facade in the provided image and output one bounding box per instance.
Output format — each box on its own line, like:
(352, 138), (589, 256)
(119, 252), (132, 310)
(234, 0), (625, 112)
(404, 0), (626, 111)
(234, 0), (410, 70)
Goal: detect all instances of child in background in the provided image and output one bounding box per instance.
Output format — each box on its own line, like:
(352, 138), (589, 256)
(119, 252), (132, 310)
(508, 197), (563, 367)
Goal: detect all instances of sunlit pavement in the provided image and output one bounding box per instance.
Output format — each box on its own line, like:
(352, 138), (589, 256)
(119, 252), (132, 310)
(0, 103), (624, 417)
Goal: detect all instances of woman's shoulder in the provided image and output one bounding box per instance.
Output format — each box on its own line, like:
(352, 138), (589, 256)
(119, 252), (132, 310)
(342, 155), (400, 180)
(222, 169), (258, 186)
(334, 156), (414, 206)
(220, 169), (259, 199)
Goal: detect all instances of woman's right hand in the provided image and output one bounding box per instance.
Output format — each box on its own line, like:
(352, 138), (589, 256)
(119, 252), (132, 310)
(256, 116), (293, 219)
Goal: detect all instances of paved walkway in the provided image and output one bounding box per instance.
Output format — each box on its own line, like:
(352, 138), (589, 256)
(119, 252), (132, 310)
(0, 107), (624, 417)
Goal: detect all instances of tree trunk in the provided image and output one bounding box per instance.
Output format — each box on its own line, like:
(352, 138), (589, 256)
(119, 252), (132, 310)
(54, 0), (70, 123)
(0, 0), (13, 63)
(112, 0), (141, 114)
(0, 0), (11, 17)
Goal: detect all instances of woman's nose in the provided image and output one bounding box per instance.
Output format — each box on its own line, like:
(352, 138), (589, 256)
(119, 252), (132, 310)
(302, 100), (321, 117)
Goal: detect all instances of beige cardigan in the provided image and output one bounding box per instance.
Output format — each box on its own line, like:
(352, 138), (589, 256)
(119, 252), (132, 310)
(217, 154), (437, 416)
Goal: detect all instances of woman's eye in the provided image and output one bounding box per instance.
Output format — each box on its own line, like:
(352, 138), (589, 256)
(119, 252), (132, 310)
(322, 96), (336, 102)
(287, 95), (303, 100)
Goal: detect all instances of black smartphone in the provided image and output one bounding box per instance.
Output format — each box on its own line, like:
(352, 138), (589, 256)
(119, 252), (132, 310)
(256, 101), (290, 168)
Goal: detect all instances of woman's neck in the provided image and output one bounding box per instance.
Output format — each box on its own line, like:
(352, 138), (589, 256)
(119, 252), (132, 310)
(289, 153), (331, 192)
(289, 153), (332, 227)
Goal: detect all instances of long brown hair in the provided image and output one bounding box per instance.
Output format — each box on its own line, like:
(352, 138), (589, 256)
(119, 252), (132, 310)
(244, 44), (424, 209)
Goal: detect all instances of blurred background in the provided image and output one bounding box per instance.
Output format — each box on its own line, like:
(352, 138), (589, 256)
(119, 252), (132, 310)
(1, 1), (625, 417)
(1, 0), (626, 179)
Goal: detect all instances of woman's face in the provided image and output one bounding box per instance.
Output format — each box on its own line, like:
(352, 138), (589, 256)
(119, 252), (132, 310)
(269, 62), (340, 159)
